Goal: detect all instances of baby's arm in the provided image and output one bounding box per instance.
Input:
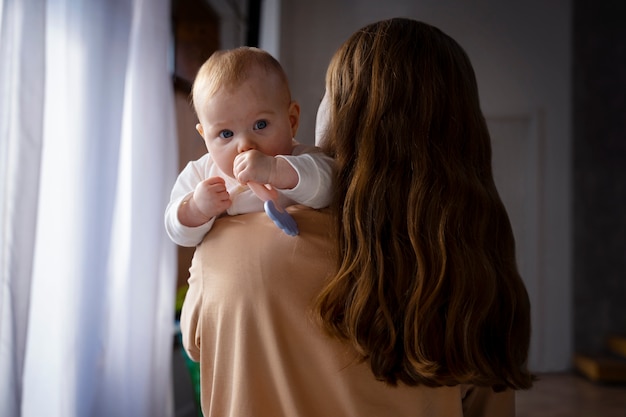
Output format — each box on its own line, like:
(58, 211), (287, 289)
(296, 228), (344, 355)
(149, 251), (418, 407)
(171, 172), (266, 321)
(276, 143), (334, 208)
(232, 142), (334, 209)
(165, 156), (231, 247)
(233, 150), (299, 189)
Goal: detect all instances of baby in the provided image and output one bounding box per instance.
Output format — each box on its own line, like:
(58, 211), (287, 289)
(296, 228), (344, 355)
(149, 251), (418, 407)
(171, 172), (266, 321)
(165, 47), (333, 246)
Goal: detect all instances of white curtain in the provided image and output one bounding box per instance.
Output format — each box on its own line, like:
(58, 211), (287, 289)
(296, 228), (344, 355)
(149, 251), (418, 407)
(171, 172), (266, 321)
(0, 0), (178, 416)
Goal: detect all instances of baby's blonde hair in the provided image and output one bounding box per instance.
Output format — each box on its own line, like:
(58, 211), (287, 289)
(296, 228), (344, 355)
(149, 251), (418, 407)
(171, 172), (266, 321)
(192, 46), (291, 115)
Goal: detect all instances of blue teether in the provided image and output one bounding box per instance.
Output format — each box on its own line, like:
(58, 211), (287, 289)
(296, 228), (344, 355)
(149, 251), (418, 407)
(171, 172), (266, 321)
(264, 200), (299, 236)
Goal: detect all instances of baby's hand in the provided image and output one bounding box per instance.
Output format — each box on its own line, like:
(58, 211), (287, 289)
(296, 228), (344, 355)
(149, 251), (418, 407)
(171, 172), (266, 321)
(233, 150), (276, 185)
(192, 176), (232, 220)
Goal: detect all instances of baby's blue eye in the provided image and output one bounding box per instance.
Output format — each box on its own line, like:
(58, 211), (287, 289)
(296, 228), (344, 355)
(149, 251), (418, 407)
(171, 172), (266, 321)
(254, 120), (267, 130)
(219, 130), (234, 139)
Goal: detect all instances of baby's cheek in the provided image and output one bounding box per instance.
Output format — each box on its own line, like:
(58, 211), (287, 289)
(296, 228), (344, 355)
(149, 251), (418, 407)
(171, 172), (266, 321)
(214, 154), (236, 178)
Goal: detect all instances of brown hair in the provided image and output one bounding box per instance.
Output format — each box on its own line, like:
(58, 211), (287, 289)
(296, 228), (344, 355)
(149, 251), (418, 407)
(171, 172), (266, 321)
(315, 18), (533, 391)
(192, 46), (291, 114)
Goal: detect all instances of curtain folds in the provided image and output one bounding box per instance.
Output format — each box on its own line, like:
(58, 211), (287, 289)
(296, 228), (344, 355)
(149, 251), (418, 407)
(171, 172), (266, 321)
(0, 0), (178, 416)
(0, 1), (46, 416)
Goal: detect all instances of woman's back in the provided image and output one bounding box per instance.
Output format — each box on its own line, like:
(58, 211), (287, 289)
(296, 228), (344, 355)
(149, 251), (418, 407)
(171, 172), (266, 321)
(180, 207), (514, 417)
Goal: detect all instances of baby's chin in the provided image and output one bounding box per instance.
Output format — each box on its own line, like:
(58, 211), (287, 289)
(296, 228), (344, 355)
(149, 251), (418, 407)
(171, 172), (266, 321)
(215, 163), (234, 180)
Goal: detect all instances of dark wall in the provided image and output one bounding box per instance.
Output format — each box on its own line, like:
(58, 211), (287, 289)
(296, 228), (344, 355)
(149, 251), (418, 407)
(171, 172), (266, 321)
(573, 0), (626, 354)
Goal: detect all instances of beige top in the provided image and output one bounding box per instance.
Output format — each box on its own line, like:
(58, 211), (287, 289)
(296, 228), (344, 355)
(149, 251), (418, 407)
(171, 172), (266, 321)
(180, 206), (516, 417)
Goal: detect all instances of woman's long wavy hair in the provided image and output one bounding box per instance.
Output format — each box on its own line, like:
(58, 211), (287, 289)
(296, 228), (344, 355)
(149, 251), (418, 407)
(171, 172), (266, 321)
(315, 18), (533, 391)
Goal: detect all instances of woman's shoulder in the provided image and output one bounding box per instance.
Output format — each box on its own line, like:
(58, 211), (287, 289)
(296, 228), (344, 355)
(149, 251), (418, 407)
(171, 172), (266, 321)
(197, 206), (335, 281)
(208, 206), (332, 243)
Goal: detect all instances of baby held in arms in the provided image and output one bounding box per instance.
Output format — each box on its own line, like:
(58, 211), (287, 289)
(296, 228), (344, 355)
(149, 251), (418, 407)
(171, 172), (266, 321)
(165, 47), (333, 245)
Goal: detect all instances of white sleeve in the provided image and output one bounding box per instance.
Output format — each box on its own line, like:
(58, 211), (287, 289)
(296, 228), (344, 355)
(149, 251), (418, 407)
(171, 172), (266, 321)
(164, 155), (217, 247)
(276, 144), (334, 209)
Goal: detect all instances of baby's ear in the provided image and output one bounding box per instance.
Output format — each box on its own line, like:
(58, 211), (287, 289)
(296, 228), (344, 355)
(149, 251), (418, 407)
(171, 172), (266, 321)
(288, 101), (301, 138)
(196, 123), (204, 137)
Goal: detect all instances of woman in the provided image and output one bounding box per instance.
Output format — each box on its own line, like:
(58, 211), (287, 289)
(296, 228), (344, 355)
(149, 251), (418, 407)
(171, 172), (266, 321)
(180, 17), (532, 417)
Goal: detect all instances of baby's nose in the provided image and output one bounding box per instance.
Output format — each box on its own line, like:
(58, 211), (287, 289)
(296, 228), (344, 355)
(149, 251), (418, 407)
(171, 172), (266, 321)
(237, 134), (256, 153)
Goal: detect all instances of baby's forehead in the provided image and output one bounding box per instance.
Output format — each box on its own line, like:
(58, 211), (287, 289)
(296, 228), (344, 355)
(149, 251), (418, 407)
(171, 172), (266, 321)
(196, 80), (290, 124)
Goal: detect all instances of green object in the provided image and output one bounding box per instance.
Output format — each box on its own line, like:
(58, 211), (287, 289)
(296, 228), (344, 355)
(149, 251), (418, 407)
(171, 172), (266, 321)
(180, 343), (203, 417)
(175, 285), (188, 317)
(176, 304), (203, 416)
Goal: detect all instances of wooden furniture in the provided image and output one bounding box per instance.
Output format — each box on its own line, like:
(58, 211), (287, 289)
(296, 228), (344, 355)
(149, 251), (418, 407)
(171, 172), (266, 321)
(574, 335), (626, 383)
(172, 0), (219, 290)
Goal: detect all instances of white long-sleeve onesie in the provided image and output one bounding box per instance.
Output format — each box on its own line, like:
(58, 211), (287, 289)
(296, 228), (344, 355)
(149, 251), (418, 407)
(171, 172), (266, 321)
(165, 142), (333, 247)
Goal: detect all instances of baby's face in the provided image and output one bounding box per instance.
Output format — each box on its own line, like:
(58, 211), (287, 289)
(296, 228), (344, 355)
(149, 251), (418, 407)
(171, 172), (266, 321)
(315, 91), (329, 147)
(197, 70), (297, 178)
